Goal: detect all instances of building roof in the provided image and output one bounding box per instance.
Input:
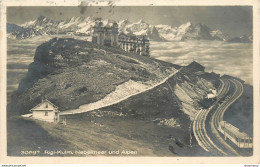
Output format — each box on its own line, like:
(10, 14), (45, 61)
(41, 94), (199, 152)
(94, 20), (117, 28)
(30, 99), (59, 112)
(187, 61), (205, 69)
(186, 61), (205, 72)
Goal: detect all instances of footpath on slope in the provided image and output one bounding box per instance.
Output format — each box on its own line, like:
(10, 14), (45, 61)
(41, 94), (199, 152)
(60, 69), (180, 116)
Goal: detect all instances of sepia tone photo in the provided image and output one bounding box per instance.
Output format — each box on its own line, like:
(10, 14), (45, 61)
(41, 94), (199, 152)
(3, 2), (258, 161)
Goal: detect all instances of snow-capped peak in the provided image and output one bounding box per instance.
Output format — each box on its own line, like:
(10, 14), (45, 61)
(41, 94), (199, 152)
(37, 15), (46, 21)
(20, 20), (36, 27)
(210, 29), (230, 41)
(101, 19), (116, 27)
(136, 19), (145, 24)
(118, 19), (130, 26)
(8, 16), (248, 42)
(178, 22), (192, 31)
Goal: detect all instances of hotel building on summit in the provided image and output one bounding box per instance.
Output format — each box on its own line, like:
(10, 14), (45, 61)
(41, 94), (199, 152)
(92, 20), (150, 56)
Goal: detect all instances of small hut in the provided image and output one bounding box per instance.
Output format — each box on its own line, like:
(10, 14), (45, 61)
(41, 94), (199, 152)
(30, 99), (60, 123)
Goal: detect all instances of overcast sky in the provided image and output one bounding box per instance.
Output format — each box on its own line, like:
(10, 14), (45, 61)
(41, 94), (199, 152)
(7, 6), (252, 37)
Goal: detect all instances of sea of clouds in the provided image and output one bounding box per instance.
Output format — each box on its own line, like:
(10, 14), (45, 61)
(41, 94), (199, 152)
(150, 40), (253, 85)
(7, 38), (253, 102)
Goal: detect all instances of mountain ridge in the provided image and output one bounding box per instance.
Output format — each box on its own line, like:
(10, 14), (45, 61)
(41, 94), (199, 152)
(7, 16), (252, 43)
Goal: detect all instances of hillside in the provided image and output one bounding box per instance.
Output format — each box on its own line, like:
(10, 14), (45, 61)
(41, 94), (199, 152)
(8, 37), (220, 156)
(10, 37), (178, 115)
(10, 37), (220, 119)
(92, 65), (219, 121)
(8, 37), (253, 157)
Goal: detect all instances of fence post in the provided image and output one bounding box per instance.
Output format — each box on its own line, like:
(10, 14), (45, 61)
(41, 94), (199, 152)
(224, 121), (227, 140)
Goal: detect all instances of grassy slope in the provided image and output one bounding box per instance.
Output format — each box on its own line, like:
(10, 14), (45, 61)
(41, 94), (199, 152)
(10, 38), (178, 115)
(7, 117), (79, 156)
(8, 115), (211, 156)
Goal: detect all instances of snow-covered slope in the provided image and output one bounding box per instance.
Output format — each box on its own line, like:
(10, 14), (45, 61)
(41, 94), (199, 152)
(9, 16), (165, 41)
(118, 19), (165, 41)
(210, 30), (230, 41)
(8, 16), (250, 42)
(7, 23), (43, 39)
(227, 35), (252, 43)
(155, 24), (177, 41)
(156, 22), (230, 41)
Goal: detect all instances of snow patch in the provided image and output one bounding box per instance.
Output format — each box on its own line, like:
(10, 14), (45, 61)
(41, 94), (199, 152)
(21, 113), (32, 118)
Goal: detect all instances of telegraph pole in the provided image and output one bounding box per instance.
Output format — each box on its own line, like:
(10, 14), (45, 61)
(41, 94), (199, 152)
(189, 119), (194, 147)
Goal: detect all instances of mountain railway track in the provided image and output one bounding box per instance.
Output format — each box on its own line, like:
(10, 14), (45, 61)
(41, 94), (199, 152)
(209, 78), (244, 156)
(193, 78), (245, 156)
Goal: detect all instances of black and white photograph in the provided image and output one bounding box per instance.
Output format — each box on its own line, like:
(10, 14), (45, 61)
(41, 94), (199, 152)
(2, 1), (259, 162)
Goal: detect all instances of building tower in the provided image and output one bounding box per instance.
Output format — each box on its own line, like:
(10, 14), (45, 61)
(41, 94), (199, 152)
(141, 36), (150, 56)
(92, 21), (119, 47)
(111, 22), (119, 46)
(92, 21), (105, 46)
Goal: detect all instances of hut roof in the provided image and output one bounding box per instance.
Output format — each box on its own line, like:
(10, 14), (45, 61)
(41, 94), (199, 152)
(30, 99), (59, 112)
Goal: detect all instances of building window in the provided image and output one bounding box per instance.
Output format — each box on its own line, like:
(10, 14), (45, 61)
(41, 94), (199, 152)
(45, 112), (48, 116)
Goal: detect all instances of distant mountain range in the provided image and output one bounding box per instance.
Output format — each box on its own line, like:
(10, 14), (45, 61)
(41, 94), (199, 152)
(7, 16), (252, 43)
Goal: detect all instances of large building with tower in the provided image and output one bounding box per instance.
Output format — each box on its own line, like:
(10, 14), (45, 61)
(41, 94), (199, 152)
(92, 20), (150, 56)
(92, 20), (119, 47)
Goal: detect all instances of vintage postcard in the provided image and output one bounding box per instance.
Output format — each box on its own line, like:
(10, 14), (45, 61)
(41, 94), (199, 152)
(0, 0), (259, 164)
